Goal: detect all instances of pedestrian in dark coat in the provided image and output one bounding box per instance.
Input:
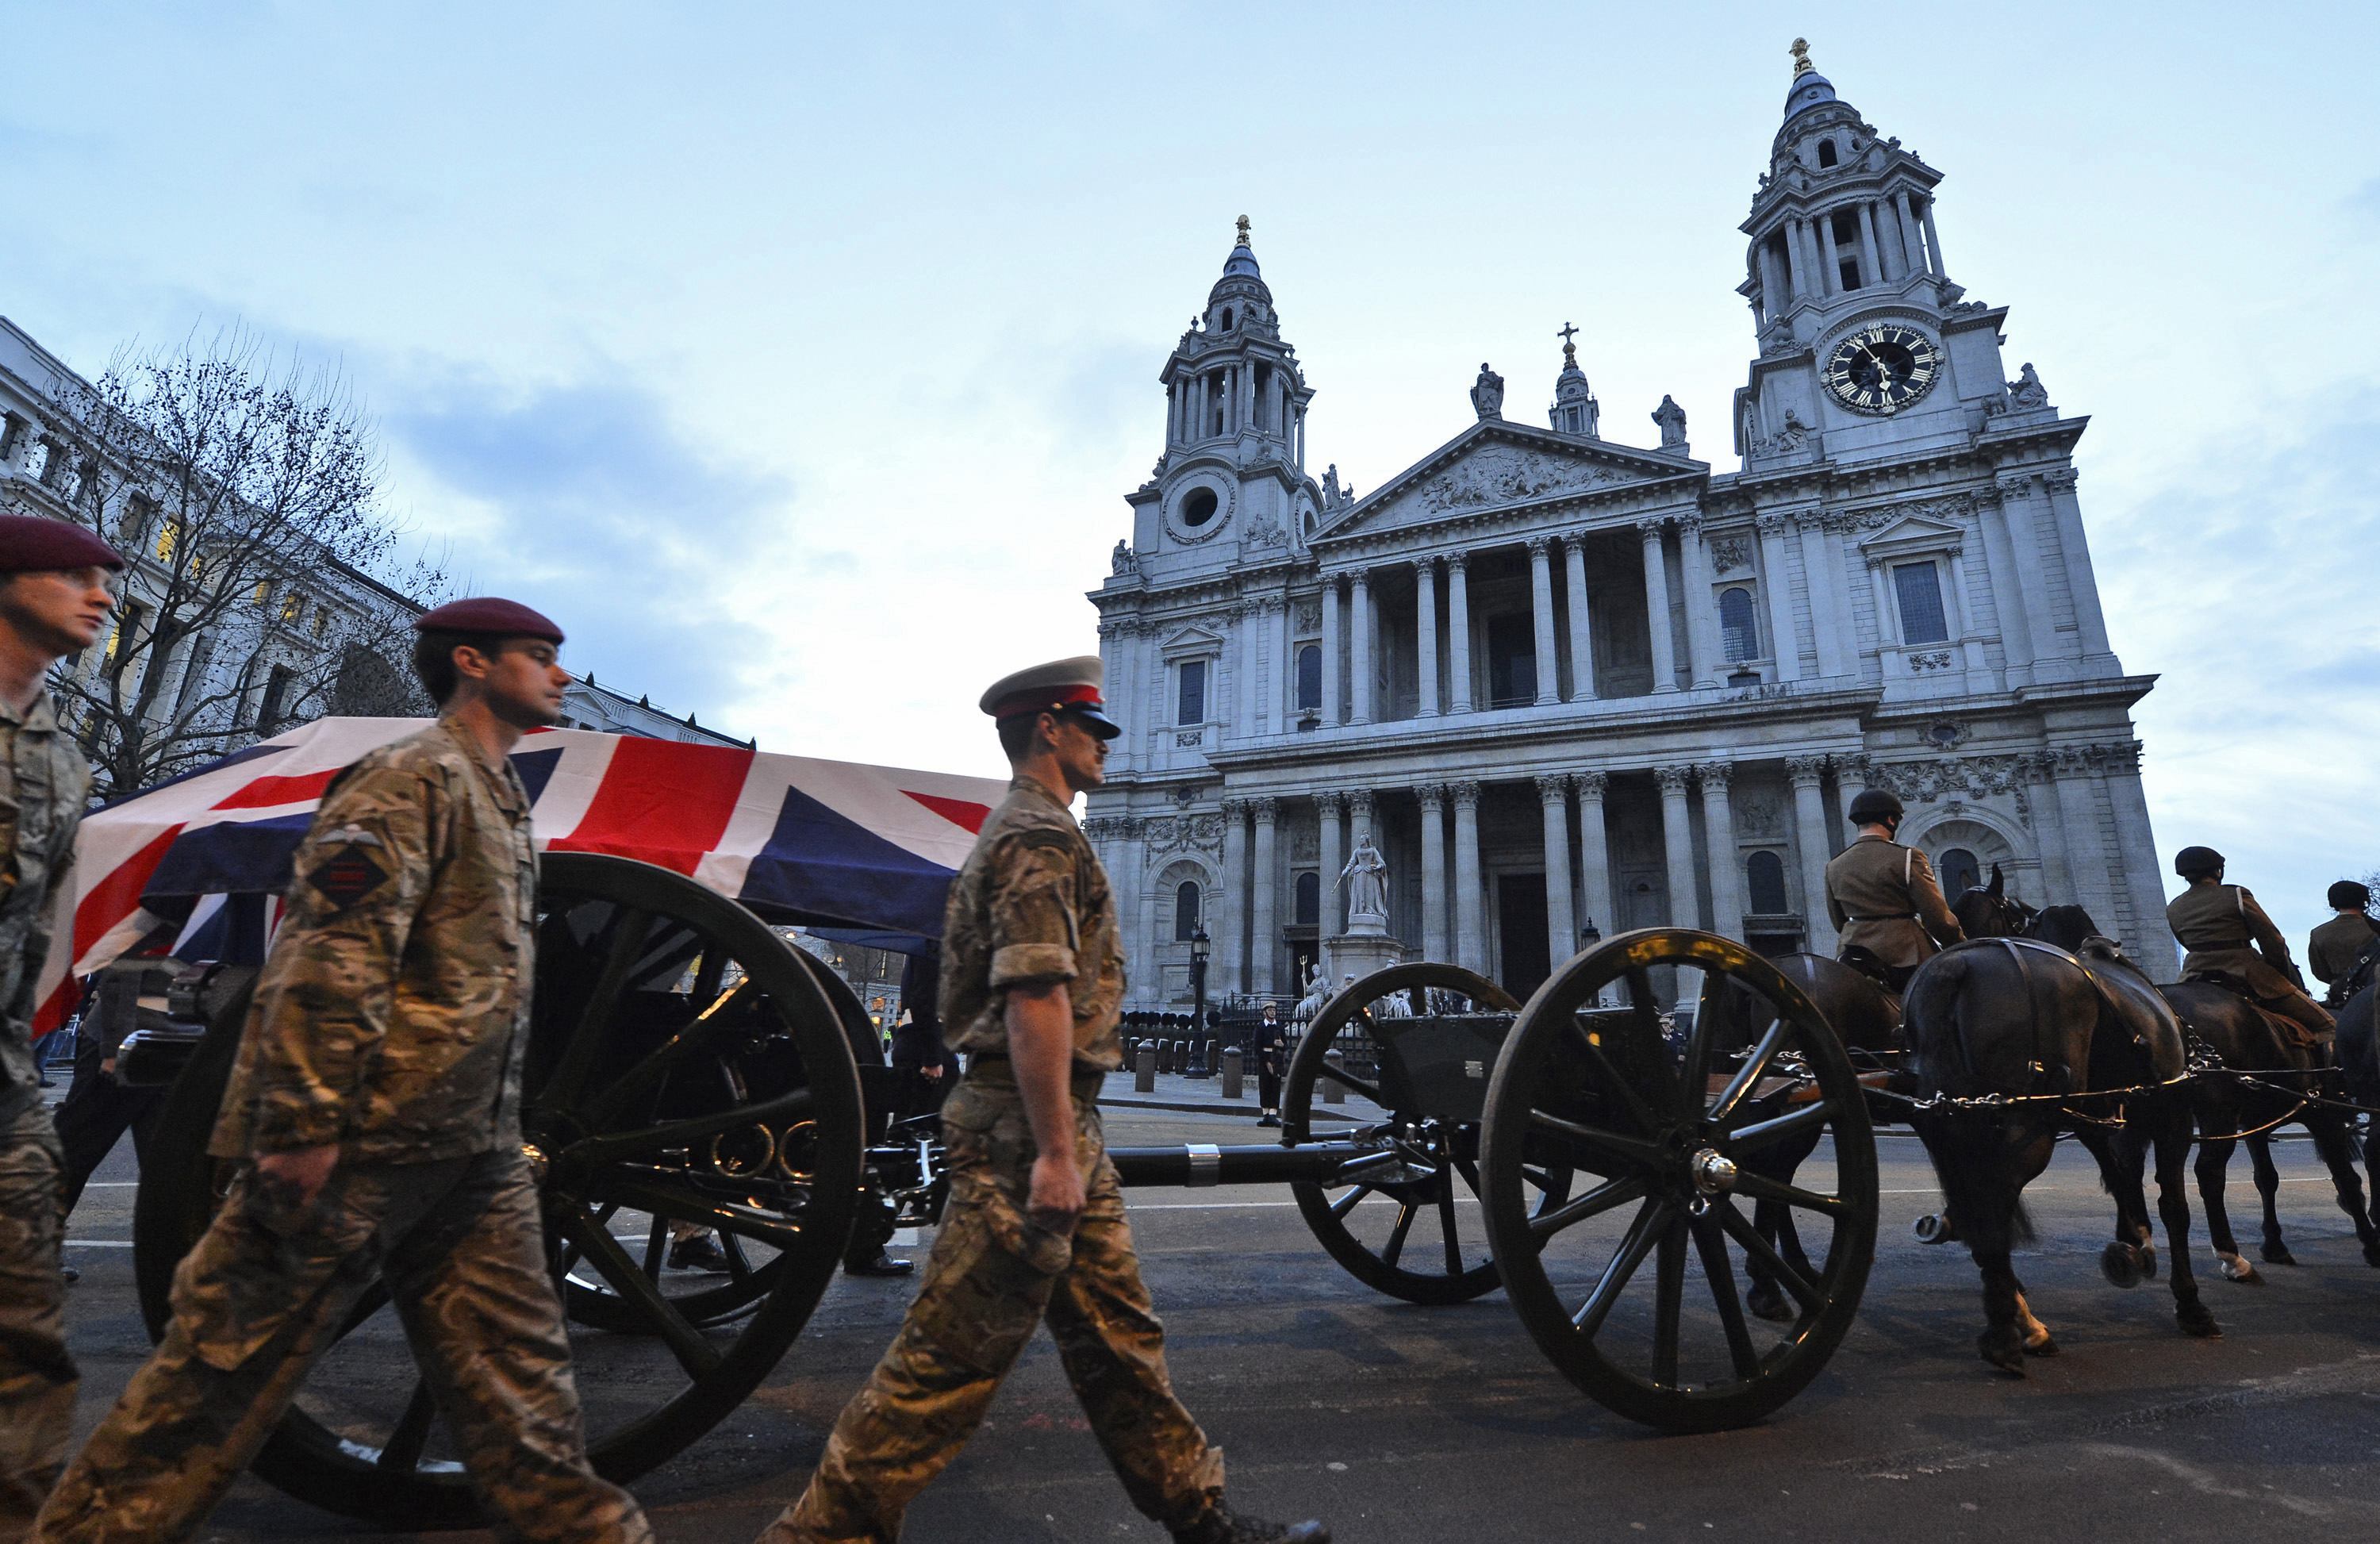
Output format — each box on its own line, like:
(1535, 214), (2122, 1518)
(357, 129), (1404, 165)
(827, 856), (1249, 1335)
(1253, 1004), (1288, 1127)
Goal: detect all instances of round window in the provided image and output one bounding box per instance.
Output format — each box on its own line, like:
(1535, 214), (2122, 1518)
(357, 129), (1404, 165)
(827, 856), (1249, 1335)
(1180, 487), (1219, 528)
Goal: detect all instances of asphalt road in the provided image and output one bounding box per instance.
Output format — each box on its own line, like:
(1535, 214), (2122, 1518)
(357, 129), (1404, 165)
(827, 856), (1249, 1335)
(55, 1104), (2380, 1542)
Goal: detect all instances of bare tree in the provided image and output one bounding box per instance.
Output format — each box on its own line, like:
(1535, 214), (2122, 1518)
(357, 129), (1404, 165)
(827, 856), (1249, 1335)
(4, 328), (446, 797)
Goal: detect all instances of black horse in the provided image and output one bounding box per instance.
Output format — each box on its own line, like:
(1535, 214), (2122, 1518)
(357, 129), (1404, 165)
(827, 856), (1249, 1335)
(1902, 892), (2218, 1373)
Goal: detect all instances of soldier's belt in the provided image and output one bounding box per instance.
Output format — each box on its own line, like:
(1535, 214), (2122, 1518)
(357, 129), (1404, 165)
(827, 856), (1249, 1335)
(1846, 913), (1918, 922)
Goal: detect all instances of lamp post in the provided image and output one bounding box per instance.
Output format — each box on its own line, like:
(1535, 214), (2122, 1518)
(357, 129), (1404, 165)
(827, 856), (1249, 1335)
(1188, 926), (1211, 1062)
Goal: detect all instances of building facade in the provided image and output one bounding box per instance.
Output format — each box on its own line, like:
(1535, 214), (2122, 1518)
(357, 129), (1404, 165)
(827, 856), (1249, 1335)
(1083, 47), (2171, 1009)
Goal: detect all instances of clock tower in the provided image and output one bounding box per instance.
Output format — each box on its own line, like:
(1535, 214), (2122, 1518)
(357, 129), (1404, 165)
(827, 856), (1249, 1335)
(1730, 40), (2025, 470)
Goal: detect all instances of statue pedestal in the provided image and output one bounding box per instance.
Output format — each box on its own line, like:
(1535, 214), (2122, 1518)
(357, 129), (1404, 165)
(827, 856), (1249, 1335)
(1326, 925), (1406, 988)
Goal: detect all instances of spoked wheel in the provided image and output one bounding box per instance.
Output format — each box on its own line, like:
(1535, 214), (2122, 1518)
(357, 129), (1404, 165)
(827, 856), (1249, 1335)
(1283, 962), (1570, 1305)
(132, 852), (864, 1527)
(1479, 928), (1877, 1433)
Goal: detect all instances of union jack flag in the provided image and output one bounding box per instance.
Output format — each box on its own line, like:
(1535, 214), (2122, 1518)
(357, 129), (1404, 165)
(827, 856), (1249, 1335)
(35, 716), (1006, 1035)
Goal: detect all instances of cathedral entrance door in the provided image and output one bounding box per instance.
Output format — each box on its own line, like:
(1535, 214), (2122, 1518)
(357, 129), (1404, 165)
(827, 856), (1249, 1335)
(1496, 871), (1552, 997)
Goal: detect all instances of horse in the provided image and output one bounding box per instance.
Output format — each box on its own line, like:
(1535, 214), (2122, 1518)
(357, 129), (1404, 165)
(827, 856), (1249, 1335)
(1902, 903), (2218, 1373)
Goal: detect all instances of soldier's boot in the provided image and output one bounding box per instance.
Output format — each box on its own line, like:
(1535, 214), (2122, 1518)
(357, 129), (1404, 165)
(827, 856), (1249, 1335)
(1173, 1504), (1330, 1544)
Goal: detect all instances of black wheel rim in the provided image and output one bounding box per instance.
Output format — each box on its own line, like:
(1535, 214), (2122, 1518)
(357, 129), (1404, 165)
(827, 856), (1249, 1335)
(1283, 962), (1571, 1305)
(1480, 928), (1878, 1432)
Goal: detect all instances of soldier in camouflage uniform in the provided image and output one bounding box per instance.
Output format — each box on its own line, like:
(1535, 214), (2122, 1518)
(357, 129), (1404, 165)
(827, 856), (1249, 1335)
(36, 597), (651, 1544)
(759, 658), (1326, 1544)
(0, 517), (123, 1544)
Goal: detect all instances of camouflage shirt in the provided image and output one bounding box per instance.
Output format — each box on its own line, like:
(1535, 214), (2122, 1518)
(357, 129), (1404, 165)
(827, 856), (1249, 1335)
(939, 777), (1124, 1072)
(209, 716), (539, 1162)
(0, 688), (88, 1122)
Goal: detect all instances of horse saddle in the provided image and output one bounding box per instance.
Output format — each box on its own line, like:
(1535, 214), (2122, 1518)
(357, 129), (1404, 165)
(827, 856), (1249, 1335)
(1837, 945), (1913, 999)
(2183, 969), (2329, 1056)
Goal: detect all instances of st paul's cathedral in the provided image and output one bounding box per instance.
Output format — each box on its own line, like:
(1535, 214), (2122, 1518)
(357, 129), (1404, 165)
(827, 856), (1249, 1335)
(1083, 43), (2171, 1008)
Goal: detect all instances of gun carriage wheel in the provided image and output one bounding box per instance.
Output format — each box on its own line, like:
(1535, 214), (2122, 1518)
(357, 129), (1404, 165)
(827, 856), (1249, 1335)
(1478, 928), (1878, 1433)
(132, 852), (866, 1527)
(1280, 962), (1572, 1304)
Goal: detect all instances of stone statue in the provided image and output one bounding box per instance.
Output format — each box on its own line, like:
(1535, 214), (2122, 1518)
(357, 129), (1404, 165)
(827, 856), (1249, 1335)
(1110, 539), (1137, 575)
(1652, 394), (1688, 449)
(2007, 362), (2048, 410)
(1338, 834), (1389, 921)
(1772, 406), (1812, 453)
(1322, 463), (1345, 509)
(1470, 363), (1505, 421)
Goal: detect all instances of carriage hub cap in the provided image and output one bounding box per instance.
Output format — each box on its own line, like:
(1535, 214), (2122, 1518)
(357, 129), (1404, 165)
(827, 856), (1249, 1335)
(1689, 1148), (1738, 1196)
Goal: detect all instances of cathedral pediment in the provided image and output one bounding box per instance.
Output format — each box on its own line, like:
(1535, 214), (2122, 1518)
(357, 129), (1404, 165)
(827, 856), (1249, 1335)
(1856, 509), (1966, 558)
(1319, 421), (1700, 541)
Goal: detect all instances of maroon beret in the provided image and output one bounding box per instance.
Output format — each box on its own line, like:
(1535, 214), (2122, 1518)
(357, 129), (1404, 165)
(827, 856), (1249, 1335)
(0, 514), (125, 574)
(412, 596), (565, 643)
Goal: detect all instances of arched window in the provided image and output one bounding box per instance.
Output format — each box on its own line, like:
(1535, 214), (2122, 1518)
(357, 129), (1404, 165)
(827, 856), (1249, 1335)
(1719, 586), (1760, 661)
(1294, 871), (1320, 927)
(1174, 881), (1203, 941)
(1937, 847), (1982, 899)
(1296, 644), (1322, 712)
(1745, 850), (1789, 915)
(1221, 308), (1234, 331)
(1816, 139), (1839, 168)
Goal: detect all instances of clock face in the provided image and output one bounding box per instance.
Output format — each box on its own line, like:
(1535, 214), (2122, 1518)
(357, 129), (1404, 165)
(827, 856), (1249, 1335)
(1823, 325), (1941, 415)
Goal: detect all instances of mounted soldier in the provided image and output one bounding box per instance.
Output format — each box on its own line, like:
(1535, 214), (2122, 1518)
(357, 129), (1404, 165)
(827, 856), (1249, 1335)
(2164, 846), (2333, 1049)
(1823, 788), (1964, 994)
(2308, 880), (2380, 1009)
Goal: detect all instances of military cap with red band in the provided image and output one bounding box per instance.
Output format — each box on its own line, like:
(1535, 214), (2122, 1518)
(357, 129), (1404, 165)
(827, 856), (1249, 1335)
(0, 514), (125, 574)
(978, 654), (1121, 740)
(411, 596), (565, 644)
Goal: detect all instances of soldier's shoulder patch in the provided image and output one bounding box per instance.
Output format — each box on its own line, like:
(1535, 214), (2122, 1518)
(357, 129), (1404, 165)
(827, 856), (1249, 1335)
(305, 840), (392, 912)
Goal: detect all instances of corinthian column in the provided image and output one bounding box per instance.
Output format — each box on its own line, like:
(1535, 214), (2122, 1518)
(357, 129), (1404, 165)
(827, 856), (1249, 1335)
(1572, 770), (1614, 942)
(1416, 783), (1449, 962)
(1527, 536), (1560, 705)
(1656, 765), (1700, 929)
(1451, 781), (1485, 974)
(1755, 513), (1801, 682)
(1445, 552), (1474, 712)
(1250, 797), (1280, 994)
(1677, 514), (1719, 689)
(1315, 790), (1345, 936)
(1319, 577), (1342, 727)
(1564, 534), (1596, 700)
(1349, 568), (1375, 725)
(1219, 799), (1250, 995)
(1699, 760), (1744, 941)
(1537, 774), (1577, 964)
(1785, 756), (1836, 954)
(1638, 518), (1679, 693)
(1415, 559), (1441, 717)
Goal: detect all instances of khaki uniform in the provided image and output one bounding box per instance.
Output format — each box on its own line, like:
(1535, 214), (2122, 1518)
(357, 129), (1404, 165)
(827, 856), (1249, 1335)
(765, 778), (1222, 1544)
(2167, 881), (2334, 1042)
(36, 718), (650, 1544)
(2308, 912), (2380, 1004)
(0, 691), (88, 1544)
(1825, 832), (1964, 972)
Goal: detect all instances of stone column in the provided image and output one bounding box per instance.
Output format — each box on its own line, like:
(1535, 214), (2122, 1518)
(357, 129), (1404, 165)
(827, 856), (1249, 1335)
(1972, 489), (2035, 686)
(1219, 799), (1250, 996)
(1315, 791), (1345, 938)
(1349, 568), (1375, 725)
(1700, 761), (1744, 941)
(1347, 787), (1376, 856)
(1795, 516), (1847, 677)
(1445, 553), (1475, 713)
(1945, 547), (1989, 675)
(2044, 470), (2113, 658)
(1892, 190), (1923, 274)
(1875, 199), (1905, 282)
(1526, 536), (1560, 705)
(2100, 742), (2174, 974)
(1537, 774), (1578, 964)
(1854, 202), (1883, 289)
(1784, 758), (1836, 954)
(1783, 218), (1810, 297)
(1921, 200), (1947, 278)
(1116, 816), (1147, 997)
(1415, 559), (1441, 718)
(2052, 747), (2120, 942)
(1563, 534), (1596, 700)
(1817, 211), (1843, 294)
(1637, 518), (1679, 693)
(1234, 603), (1258, 740)
(1993, 476), (2065, 668)
(1573, 770), (1614, 943)
(2020, 751), (2075, 905)
(1249, 797), (1280, 995)
(1267, 595), (1288, 734)
(1451, 781), (1486, 974)
(1319, 576), (1342, 727)
(1416, 783), (1449, 963)
(1754, 513), (1801, 682)
(1656, 766), (1701, 930)
(1677, 515), (1719, 688)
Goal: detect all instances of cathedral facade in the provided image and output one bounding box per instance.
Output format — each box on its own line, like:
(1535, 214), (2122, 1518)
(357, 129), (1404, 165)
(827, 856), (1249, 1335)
(1083, 46), (2171, 1009)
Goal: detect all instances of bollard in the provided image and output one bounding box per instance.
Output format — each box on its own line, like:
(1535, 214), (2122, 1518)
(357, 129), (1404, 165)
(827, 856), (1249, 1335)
(1156, 1039), (1174, 1074)
(1220, 1047), (1243, 1100)
(1187, 1038), (1211, 1078)
(1322, 1048), (1346, 1104)
(1135, 1041), (1157, 1093)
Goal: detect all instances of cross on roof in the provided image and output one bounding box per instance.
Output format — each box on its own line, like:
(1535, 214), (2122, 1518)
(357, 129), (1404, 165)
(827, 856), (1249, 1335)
(1557, 322), (1579, 348)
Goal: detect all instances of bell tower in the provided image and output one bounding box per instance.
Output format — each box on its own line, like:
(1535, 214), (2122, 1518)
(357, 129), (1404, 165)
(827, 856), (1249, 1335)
(1121, 218), (1318, 570)
(1545, 321), (1600, 438)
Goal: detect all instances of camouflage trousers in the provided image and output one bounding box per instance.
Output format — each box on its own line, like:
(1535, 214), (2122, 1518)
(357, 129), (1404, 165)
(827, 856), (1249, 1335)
(34, 1149), (651, 1544)
(0, 1100), (74, 1544)
(762, 1070), (1224, 1543)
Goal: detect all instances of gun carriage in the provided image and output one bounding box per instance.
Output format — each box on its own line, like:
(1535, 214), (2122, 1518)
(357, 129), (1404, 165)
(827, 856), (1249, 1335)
(71, 722), (1880, 1528)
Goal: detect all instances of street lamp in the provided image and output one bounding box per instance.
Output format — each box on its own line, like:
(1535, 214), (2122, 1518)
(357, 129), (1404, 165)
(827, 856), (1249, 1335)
(1578, 916), (1603, 950)
(1188, 924), (1211, 1046)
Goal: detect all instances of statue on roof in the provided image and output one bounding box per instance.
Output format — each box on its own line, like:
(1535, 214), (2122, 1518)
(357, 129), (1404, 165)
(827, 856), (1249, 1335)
(1652, 394), (1689, 449)
(1470, 363), (1505, 421)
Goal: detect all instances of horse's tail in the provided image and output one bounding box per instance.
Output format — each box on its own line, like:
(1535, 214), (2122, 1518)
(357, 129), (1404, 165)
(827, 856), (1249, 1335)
(1906, 947), (2038, 1247)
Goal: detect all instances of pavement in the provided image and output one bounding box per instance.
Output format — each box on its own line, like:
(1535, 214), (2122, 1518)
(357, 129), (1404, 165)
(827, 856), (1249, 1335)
(48, 1101), (2380, 1542)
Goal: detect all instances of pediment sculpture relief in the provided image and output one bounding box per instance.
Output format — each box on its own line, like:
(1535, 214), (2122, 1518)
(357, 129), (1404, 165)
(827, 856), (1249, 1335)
(1410, 445), (1626, 516)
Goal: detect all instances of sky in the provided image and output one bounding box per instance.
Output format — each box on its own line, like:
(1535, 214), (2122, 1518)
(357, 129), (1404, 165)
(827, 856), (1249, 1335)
(2, 1), (2374, 947)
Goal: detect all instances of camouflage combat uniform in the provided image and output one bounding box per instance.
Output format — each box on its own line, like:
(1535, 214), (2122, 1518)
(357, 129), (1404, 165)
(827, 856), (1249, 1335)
(763, 776), (1224, 1544)
(0, 691), (88, 1544)
(36, 716), (650, 1544)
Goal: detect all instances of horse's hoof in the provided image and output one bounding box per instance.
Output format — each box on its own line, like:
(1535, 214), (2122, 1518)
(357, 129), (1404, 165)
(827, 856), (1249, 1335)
(2100, 1241), (2144, 1289)
(2362, 1241), (2380, 1269)
(2217, 1253), (2263, 1285)
(2138, 1242), (2159, 1281)
(1979, 1329), (2028, 1375)
(2023, 1331), (2060, 1358)
(2177, 1301), (2223, 1339)
(2261, 1241), (2297, 1266)
(1746, 1282), (1792, 1323)
(1913, 1213), (1957, 1245)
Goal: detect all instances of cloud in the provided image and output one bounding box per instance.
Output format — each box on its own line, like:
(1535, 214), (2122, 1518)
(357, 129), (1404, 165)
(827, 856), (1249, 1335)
(382, 372), (797, 736)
